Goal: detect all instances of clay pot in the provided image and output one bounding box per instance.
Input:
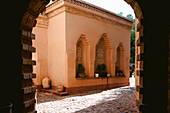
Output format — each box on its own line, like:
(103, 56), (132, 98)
(78, 73), (85, 78)
(42, 77), (51, 89)
(95, 73), (99, 77)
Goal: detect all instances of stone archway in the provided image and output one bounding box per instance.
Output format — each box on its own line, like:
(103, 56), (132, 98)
(19, 0), (144, 112)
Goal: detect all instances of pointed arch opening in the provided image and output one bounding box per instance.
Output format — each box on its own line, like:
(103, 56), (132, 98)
(115, 42), (125, 77)
(76, 34), (90, 78)
(95, 33), (112, 77)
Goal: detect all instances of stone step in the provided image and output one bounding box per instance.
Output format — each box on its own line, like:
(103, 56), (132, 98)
(41, 89), (69, 96)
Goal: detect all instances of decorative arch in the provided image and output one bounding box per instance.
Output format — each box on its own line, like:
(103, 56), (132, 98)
(76, 34), (90, 77)
(18, 0), (155, 113)
(115, 42), (125, 73)
(95, 33), (112, 75)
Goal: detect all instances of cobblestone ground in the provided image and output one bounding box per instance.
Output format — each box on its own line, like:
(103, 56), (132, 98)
(36, 75), (139, 113)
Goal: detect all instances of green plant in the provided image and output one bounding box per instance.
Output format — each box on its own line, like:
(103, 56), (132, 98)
(96, 64), (107, 77)
(78, 64), (85, 74)
(116, 66), (119, 71)
(116, 70), (124, 77)
(96, 64), (106, 73)
(101, 64), (106, 72)
(119, 70), (123, 73)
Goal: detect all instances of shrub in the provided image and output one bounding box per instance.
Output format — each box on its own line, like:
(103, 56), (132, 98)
(96, 64), (107, 77)
(78, 64), (85, 73)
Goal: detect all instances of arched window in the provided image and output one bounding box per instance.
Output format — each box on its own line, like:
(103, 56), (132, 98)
(115, 43), (125, 76)
(116, 46), (121, 71)
(95, 34), (112, 77)
(95, 38), (106, 69)
(76, 40), (83, 68)
(76, 35), (90, 78)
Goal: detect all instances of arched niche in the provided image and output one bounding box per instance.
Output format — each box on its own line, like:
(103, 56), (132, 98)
(115, 42), (125, 75)
(76, 34), (90, 77)
(95, 33), (112, 75)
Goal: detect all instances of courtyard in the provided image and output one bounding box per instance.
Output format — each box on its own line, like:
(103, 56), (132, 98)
(35, 75), (138, 113)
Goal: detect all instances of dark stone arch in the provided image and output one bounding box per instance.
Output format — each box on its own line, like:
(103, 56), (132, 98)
(1, 0), (169, 113)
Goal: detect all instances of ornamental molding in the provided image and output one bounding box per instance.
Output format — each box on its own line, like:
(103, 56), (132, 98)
(41, 0), (133, 29)
(36, 14), (48, 27)
(45, 5), (132, 29)
(64, 6), (132, 29)
(46, 0), (133, 23)
(47, 6), (66, 18)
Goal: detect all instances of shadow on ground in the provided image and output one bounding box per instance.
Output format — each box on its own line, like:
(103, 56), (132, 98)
(36, 90), (103, 104)
(74, 87), (138, 113)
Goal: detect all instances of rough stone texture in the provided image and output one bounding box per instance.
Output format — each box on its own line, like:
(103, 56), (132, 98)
(36, 75), (138, 113)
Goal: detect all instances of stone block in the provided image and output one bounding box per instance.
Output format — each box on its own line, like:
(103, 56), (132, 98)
(137, 53), (144, 61)
(31, 33), (35, 39)
(22, 44), (29, 51)
(23, 99), (36, 108)
(22, 30), (28, 37)
(23, 86), (36, 94)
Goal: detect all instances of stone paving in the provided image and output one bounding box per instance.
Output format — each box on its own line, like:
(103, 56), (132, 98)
(36, 75), (139, 113)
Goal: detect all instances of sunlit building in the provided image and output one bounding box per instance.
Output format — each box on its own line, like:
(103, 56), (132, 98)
(32, 0), (133, 93)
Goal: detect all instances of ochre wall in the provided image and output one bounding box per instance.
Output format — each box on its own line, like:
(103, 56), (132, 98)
(33, 12), (68, 87)
(32, 15), (48, 86)
(65, 11), (132, 88)
(47, 12), (68, 87)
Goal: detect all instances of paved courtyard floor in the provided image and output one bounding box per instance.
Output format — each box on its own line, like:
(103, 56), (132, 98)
(36, 75), (139, 113)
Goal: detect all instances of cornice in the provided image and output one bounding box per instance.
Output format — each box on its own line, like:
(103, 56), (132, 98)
(41, 0), (134, 29)
(64, 6), (133, 29)
(36, 14), (48, 28)
(46, 0), (133, 23)
(47, 6), (65, 18)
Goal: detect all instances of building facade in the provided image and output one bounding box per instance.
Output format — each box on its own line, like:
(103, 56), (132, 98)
(32, 0), (133, 93)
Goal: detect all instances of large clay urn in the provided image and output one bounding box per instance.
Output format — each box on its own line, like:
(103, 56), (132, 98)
(42, 77), (50, 89)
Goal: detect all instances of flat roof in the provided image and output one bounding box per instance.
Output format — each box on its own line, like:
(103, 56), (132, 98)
(47, 0), (134, 23)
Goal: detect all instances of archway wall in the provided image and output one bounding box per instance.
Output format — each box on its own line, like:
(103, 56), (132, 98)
(20, 0), (170, 113)
(116, 42), (126, 75)
(20, 0), (50, 112)
(19, 0), (142, 112)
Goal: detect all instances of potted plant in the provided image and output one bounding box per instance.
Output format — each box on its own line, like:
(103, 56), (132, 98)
(95, 67), (99, 77)
(119, 70), (123, 76)
(116, 66), (119, 72)
(95, 73), (99, 77)
(78, 64), (86, 78)
(116, 70), (120, 76)
(117, 70), (125, 77)
(107, 73), (110, 77)
(96, 64), (107, 77)
(115, 67), (120, 76)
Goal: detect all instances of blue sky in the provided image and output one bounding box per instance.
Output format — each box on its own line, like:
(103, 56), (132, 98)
(83, 0), (135, 18)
